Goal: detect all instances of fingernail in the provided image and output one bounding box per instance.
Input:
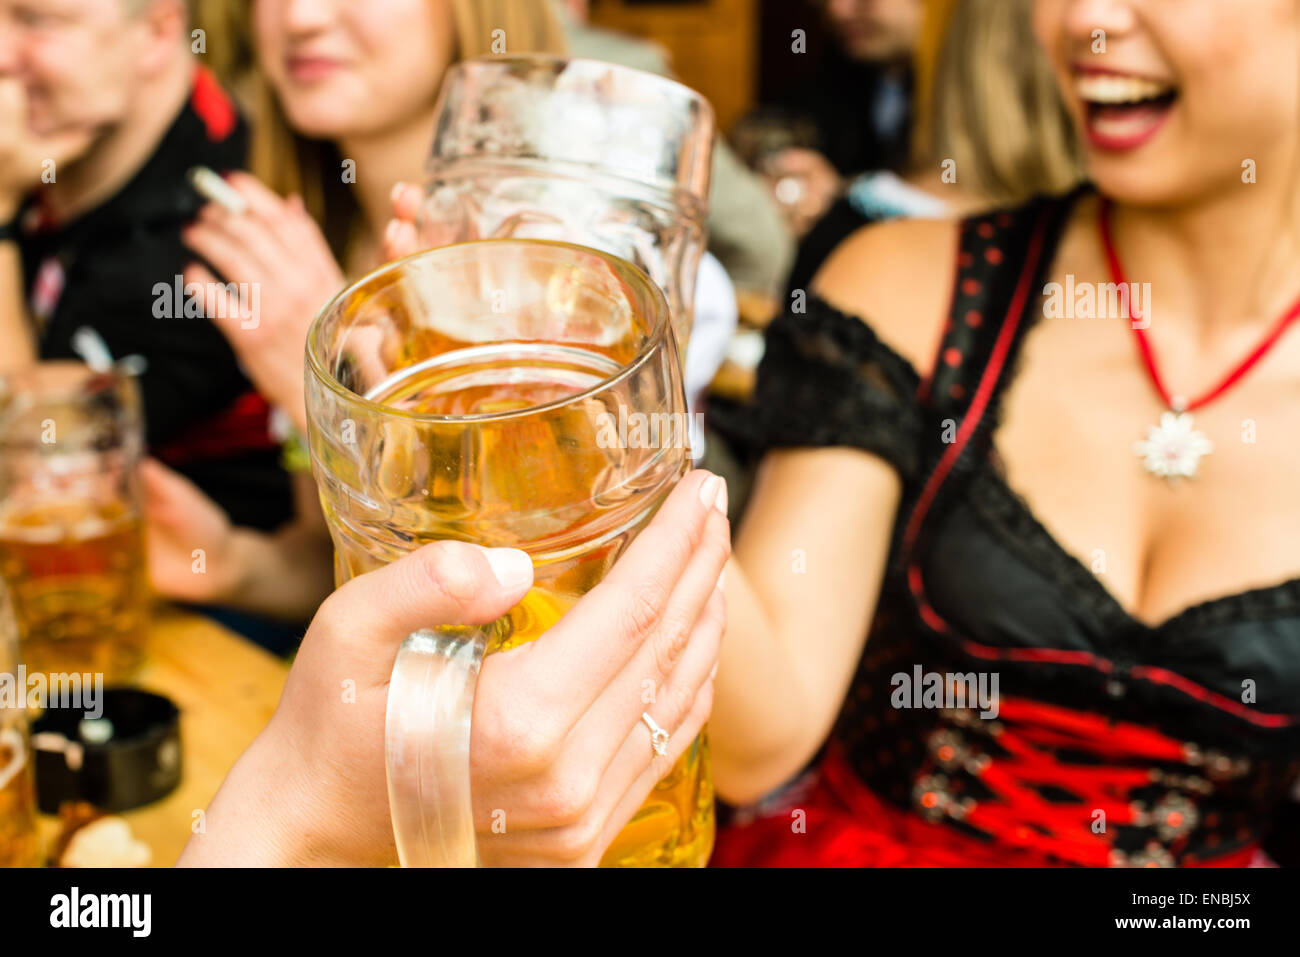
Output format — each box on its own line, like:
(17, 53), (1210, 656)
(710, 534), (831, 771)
(484, 547), (533, 591)
(384, 219), (401, 244)
(708, 662), (719, 683)
(714, 479), (728, 517)
(698, 474), (721, 510)
(389, 182), (404, 204)
(716, 566), (726, 594)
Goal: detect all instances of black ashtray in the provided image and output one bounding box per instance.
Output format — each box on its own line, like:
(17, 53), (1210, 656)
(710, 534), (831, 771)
(31, 688), (181, 814)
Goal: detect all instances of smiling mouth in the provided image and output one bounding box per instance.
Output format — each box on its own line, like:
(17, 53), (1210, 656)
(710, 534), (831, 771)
(1074, 73), (1178, 151)
(287, 55), (342, 83)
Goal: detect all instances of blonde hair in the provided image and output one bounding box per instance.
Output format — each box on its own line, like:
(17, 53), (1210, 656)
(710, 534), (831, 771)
(449, 0), (567, 58)
(194, 0), (568, 257)
(915, 0), (1084, 204)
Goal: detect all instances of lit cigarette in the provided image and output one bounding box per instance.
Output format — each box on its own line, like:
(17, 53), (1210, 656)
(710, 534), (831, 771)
(188, 166), (248, 215)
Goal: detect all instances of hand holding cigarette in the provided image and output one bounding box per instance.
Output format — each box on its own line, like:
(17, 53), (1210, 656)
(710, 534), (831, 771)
(180, 170), (346, 433)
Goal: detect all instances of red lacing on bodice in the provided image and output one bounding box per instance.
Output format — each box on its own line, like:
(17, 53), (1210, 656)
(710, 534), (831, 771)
(912, 696), (1252, 867)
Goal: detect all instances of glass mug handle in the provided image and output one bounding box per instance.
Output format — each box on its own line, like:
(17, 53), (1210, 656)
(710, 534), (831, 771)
(384, 625), (492, 867)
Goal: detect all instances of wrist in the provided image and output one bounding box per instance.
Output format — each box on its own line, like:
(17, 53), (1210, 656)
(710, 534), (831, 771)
(212, 528), (258, 603)
(179, 724), (345, 867)
(178, 731), (307, 866)
(246, 721), (362, 866)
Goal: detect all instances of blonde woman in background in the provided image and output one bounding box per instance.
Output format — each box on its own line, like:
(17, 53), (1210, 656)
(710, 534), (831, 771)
(153, 0), (758, 616)
(143, 0), (568, 619)
(181, 0), (567, 433)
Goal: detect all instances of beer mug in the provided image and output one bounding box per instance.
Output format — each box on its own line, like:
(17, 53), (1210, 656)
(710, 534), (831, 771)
(0, 363), (149, 684)
(305, 239), (711, 866)
(0, 581), (42, 867)
(417, 55), (714, 355)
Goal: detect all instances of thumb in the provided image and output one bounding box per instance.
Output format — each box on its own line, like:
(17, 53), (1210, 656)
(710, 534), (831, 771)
(140, 458), (231, 565)
(140, 457), (202, 519)
(313, 540), (534, 679)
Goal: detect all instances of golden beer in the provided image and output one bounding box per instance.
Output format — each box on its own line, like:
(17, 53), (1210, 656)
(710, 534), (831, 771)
(0, 500), (148, 682)
(308, 240), (712, 866)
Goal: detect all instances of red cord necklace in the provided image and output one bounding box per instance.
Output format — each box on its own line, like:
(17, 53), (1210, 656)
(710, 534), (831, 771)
(1098, 196), (1300, 480)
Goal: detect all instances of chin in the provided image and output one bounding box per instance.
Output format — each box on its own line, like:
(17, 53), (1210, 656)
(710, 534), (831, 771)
(27, 116), (59, 138)
(1088, 156), (1230, 210)
(25, 100), (64, 138)
(28, 109), (102, 149)
(280, 97), (360, 141)
(846, 38), (898, 63)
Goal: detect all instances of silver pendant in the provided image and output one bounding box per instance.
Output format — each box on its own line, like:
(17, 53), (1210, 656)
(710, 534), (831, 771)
(1134, 410), (1214, 480)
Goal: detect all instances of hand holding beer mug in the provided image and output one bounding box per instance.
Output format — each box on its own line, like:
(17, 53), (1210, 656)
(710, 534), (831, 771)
(179, 476), (726, 868)
(306, 239), (715, 866)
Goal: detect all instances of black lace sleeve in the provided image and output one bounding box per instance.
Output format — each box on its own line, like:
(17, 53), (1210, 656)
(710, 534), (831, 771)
(712, 296), (925, 481)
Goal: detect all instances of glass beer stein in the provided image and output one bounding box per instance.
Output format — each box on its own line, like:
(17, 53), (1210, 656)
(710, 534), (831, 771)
(0, 580), (43, 867)
(0, 363), (149, 684)
(305, 239), (712, 867)
(417, 55), (714, 355)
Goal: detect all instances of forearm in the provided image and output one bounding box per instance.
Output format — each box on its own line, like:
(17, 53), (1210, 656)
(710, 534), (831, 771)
(709, 558), (819, 804)
(220, 523), (335, 620)
(706, 449), (900, 804)
(177, 732), (302, 866)
(0, 239), (37, 374)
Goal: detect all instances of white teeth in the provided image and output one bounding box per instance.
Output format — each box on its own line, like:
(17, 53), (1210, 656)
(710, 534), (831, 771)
(1075, 74), (1173, 105)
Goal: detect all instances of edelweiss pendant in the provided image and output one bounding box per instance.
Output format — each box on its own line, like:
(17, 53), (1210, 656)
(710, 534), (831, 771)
(1134, 411), (1214, 480)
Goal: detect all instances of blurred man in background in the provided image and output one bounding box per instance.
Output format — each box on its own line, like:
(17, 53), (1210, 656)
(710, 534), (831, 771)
(755, 0), (924, 238)
(0, 0), (327, 651)
(0, 0), (294, 534)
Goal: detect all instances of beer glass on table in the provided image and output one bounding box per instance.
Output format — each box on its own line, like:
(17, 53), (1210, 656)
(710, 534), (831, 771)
(0, 363), (148, 685)
(306, 239), (710, 867)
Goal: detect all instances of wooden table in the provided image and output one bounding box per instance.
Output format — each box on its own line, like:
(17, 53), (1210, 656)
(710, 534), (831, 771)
(37, 607), (290, 867)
